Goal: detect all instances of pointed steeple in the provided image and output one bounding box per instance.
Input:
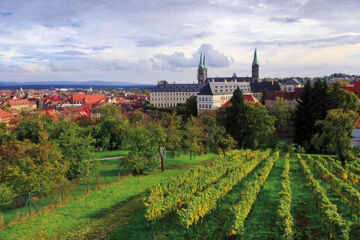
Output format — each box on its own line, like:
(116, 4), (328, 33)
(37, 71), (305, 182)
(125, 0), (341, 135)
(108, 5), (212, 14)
(198, 52), (203, 68)
(203, 53), (206, 68)
(252, 48), (258, 66)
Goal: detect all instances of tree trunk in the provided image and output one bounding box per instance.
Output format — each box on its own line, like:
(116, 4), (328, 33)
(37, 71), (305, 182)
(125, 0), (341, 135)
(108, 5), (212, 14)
(158, 146), (165, 172)
(222, 148), (226, 157)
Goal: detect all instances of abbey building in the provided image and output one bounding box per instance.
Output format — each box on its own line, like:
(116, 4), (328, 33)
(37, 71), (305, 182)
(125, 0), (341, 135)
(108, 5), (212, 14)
(150, 49), (280, 109)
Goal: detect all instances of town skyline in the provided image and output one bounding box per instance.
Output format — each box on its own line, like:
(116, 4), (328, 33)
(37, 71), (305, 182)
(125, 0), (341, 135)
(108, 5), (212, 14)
(0, 0), (360, 83)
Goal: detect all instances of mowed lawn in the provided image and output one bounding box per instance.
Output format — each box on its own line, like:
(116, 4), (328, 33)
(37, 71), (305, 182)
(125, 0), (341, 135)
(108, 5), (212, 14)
(0, 152), (217, 240)
(89, 150), (128, 159)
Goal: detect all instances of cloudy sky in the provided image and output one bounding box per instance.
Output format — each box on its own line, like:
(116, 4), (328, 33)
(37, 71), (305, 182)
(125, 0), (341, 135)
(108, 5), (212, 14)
(0, 0), (360, 83)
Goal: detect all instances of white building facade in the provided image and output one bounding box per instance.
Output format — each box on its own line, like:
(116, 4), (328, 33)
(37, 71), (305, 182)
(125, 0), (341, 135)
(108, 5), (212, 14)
(150, 82), (205, 107)
(197, 82), (251, 112)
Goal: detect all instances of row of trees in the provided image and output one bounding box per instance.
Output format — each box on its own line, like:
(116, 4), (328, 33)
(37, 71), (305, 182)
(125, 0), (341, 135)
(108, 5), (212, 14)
(294, 80), (359, 166)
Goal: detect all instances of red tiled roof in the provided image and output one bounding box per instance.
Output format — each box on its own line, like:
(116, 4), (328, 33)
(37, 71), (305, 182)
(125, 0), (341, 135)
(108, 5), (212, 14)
(220, 94), (260, 109)
(0, 109), (12, 122)
(265, 88), (303, 101)
(72, 94), (86, 101)
(7, 99), (36, 106)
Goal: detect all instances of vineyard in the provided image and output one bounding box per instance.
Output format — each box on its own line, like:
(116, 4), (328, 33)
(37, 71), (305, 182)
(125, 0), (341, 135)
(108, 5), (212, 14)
(128, 150), (360, 240)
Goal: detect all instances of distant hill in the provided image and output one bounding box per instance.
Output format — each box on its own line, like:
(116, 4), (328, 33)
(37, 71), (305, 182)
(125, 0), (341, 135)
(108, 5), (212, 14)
(0, 81), (154, 89)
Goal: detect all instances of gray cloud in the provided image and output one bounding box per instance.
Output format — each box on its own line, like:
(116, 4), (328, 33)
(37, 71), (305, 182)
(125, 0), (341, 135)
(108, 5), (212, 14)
(57, 50), (88, 56)
(153, 44), (233, 70)
(49, 59), (133, 72)
(269, 17), (300, 23)
(240, 33), (360, 48)
(0, 12), (12, 17)
(0, 63), (27, 73)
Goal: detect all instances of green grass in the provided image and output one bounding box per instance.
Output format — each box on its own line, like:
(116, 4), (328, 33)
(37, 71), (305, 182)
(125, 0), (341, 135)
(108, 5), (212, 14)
(0, 152), (217, 240)
(89, 150), (128, 159)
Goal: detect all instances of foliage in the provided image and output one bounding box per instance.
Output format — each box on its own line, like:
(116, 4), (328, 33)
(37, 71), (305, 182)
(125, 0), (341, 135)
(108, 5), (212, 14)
(311, 109), (358, 166)
(272, 97), (291, 131)
(121, 126), (158, 174)
(160, 112), (182, 156)
(50, 122), (94, 180)
(229, 152), (278, 236)
(277, 155), (293, 240)
(144, 150), (249, 222)
(0, 135), (68, 197)
(184, 95), (197, 118)
(182, 116), (205, 160)
(220, 87), (275, 148)
(178, 151), (272, 229)
(297, 155), (350, 240)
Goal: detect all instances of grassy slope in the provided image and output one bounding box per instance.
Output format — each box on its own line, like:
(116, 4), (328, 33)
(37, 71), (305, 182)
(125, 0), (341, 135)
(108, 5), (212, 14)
(290, 157), (328, 239)
(0, 157), (124, 227)
(106, 152), (275, 240)
(0, 153), (217, 240)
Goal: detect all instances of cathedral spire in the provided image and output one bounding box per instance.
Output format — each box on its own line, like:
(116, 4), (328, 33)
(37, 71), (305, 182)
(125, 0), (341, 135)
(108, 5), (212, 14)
(252, 48), (259, 81)
(203, 53), (206, 68)
(252, 48), (258, 66)
(199, 52), (203, 68)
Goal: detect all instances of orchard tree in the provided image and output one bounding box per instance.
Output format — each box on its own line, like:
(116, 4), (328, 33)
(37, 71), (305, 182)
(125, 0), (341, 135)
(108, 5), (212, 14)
(183, 116), (204, 160)
(160, 111), (182, 160)
(311, 109), (358, 167)
(55, 123), (94, 180)
(244, 103), (276, 148)
(272, 97), (291, 131)
(152, 123), (166, 172)
(214, 126), (237, 156)
(0, 133), (68, 198)
(122, 126), (158, 174)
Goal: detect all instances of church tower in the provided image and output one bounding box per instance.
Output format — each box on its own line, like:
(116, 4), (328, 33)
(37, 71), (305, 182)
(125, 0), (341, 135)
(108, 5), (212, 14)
(252, 48), (259, 81)
(197, 52), (207, 84)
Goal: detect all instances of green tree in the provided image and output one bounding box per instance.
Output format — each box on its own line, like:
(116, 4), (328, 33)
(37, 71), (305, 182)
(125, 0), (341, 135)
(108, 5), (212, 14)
(272, 97), (291, 130)
(122, 126), (158, 174)
(0, 133), (68, 197)
(311, 109), (358, 167)
(215, 127), (237, 156)
(184, 95), (197, 118)
(329, 81), (360, 111)
(161, 112), (182, 158)
(244, 103), (276, 148)
(200, 113), (219, 152)
(183, 116), (204, 160)
(221, 87), (248, 147)
(152, 123), (166, 172)
(55, 123), (94, 180)
(92, 104), (123, 121)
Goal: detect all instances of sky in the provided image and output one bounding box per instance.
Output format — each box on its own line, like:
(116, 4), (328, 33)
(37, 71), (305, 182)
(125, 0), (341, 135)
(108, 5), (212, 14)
(0, 0), (360, 84)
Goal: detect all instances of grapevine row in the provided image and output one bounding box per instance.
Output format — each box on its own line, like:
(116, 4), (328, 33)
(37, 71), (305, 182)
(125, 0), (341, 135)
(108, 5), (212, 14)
(177, 151), (273, 228)
(277, 155), (293, 240)
(298, 155), (350, 240)
(306, 156), (360, 212)
(229, 151), (279, 236)
(316, 156), (360, 191)
(144, 150), (256, 221)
